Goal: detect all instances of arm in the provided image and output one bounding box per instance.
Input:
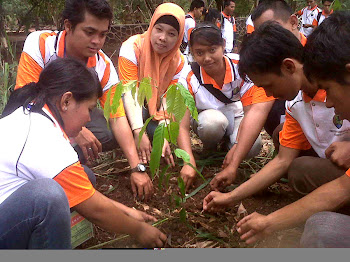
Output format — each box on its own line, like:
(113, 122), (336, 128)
(177, 110), (197, 191)
(203, 145), (300, 212)
(237, 174), (350, 244)
(325, 141), (350, 169)
(210, 101), (274, 190)
(74, 191), (166, 247)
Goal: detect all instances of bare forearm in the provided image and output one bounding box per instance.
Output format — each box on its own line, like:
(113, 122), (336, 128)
(177, 110), (196, 166)
(265, 174), (350, 233)
(110, 116), (139, 167)
(123, 91), (143, 131)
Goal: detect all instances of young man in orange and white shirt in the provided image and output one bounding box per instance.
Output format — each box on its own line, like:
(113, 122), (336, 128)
(295, 0), (322, 37)
(203, 21), (350, 223)
(182, 0), (205, 56)
(15, 0), (153, 201)
(317, 0), (334, 25)
(220, 0), (237, 53)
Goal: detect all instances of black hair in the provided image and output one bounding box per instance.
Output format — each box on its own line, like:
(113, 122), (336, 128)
(239, 21), (304, 79)
(62, 0), (113, 29)
(322, 0), (333, 4)
(189, 0), (205, 11)
(304, 11), (350, 85)
(251, 0), (293, 23)
(189, 22), (223, 47)
(223, 0), (235, 8)
(2, 58), (102, 128)
(204, 8), (221, 24)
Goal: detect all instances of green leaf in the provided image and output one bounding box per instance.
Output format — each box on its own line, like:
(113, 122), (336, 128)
(186, 162), (207, 182)
(174, 148), (190, 163)
(165, 173), (172, 188)
(176, 83), (198, 122)
(149, 123), (165, 177)
(185, 178), (212, 200)
(158, 164), (170, 190)
(138, 115), (155, 148)
(138, 77), (153, 106)
(177, 176), (186, 198)
(163, 121), (179, 145)
(172, 194), (182, 207)
(122, 80), (137, 93)
(179, 208), (187, 223)
(103, 87), (112, 123)
(166, 84), (186, 122)
(111, 82), (124, 115)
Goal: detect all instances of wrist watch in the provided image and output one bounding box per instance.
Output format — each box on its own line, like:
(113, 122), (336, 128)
(130, 163), (147, 173)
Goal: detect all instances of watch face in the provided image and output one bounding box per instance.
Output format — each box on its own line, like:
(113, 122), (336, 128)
(138, 164), (146, 172)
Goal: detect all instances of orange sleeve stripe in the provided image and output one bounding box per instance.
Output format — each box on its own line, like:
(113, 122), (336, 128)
(100, 84), (126, 118)
(297, 9), (303, 16)
(346, 169), (350, 178)
(186, 71), (195, 97)
(312, 19), (318, 26)
(279, 112), (312, 150)
(241, 85), (275, 107)
(53, 162), (96, 208)
(175, 55), (185, 75)
(15, 52), (42, 89)
(118, 56), (138, 83)
(233, 24), (237, 32)
(188, 28), (194, 42)
(39, 32), (57, 63)
(247, 24), (254, 34)
(100, 61), (111, 89)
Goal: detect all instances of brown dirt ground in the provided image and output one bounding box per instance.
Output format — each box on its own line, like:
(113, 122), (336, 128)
(78, 131), (304, 249)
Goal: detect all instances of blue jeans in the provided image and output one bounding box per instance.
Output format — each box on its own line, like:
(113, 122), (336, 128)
(0, 179), (71, 249)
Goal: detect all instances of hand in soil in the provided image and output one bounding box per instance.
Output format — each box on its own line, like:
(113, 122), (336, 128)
(162, 140), (175, 167)
(222, 144), (237, 169)
(125, 207), (157, 222)
(203, 191), (233, 212)
(74, 126), (102, 162)
(133, 128), (152, 163)
(236, 212), (271, 245)
(180, 164), (196, 191)
(130, 172), (154, 201)
(136, 223), (167, 248)
(210, 168), (237, 191)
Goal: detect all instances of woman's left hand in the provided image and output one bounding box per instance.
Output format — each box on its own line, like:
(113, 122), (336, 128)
(125, 207), (157, 222)
(162, 139), (175, 167)
(180, 164), (197, 191)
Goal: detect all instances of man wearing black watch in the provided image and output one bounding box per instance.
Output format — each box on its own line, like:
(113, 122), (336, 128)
(130, 163), (154, 201)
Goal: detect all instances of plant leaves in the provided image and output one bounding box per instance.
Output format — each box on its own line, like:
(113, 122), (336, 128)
(103, 87), (112, 123)
(176, 83), (198, 122)
(111, 82), (124, 115)
(179, 208), (187, 223)
(149, 123), (165, 177)
(172, 194), (182, 207)
(122, 80), (137, 93)
(138, 77), (152, 106)
(158, 164), (170, 190)
(138, 115), (154, 148)
(177, 176), (186, 198)
(166, 84), (187, 122)
(174, 148), (190, 163)
(163, 121), (179, 145)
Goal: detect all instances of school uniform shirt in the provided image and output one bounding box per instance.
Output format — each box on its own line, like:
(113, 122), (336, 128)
(317, 10), (334, 25)
(15, 30), (124, 118)
(0, 105), (95, 207)
(220, 12), (237, 53)
(297, 5), (322, 37)
(183, 14), (196, 55)
(118, 35), (188, 130)
(246, 15), (255, 34)
(178, 53), (275, 114)
(280, 90), (350, 158)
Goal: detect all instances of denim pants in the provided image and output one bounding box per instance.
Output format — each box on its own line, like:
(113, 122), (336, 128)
(0, 179), (71, 249)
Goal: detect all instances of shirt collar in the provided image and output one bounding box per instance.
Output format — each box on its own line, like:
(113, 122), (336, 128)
(302, 89), (327, 103)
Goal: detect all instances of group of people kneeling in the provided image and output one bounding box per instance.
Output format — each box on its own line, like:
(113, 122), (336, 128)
(0, 0), (350, 248)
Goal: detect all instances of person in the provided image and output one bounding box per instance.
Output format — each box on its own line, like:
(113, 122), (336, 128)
(14, 0), (153, 201)
(0, 58), (167, 249)
(246, 15), (255, 34)
(295, 0), (322, 37)
(179, 22), (262, 156)
(203, 7), (221, 27)
(235, 12), (350, 247)
(203, 21), (350, 214)
(317, 0), (334, 25)
(209, 0), (304, 192)
(181, 0), (205, 56)
(118, 3), (197, 191)
(220, 0), (237, 53)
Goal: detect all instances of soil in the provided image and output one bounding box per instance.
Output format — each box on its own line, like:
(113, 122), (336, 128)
(78, 132), (304, 249)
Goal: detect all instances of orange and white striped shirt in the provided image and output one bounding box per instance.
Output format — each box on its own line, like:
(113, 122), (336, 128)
(0, 106), (95, 207)
(15, 30), (124, 118)
(183, 13), (196, 55)
(297, 5), (322, 37)
(220, 12), (237, 53)
(280, 90), (350, 158)
(246, 15), (255, 34)
(179, 53), (275, 112)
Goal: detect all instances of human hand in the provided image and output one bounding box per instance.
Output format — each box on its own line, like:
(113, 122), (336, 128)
(136, 223), (167, 248)
(222, 145), (236, 169)
(162, 139), (175, 167)
(210, 168), (237, 191)
(236, 212), (271, 245)
(325, 141), (350, 169)
(203, 191), (234, 212)
(133, 129), (152, 164)
(130, 172), (154, 201)
(74, 127), (102, 163)
(180, 164), (197, 191)
(125, 207), (157, 222)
